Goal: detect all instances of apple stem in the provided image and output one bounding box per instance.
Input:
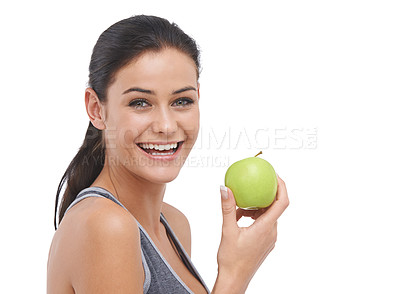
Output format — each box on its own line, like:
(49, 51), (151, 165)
(254, 151), (262, 157)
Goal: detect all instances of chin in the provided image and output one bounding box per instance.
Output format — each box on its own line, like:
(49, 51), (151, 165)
(137, 165), (182, 184)
(151, 174), (180, 184)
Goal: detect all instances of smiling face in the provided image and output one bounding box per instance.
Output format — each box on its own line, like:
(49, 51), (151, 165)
(100, 48), (200, 184)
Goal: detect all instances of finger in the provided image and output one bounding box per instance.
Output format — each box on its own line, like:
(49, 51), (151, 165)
(236, 208), (245, 221)
(220, 185), (238, 232)
(255, 176), (289, 225)
(253, 207), (267, 220)
(236, 208), (243, 221)
(236, 208), (258, 221)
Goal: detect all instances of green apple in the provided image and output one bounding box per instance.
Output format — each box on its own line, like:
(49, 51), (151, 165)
(225, 151), (277, 209)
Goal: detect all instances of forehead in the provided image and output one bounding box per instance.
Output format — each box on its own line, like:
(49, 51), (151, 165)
(108, 48), (198, 95)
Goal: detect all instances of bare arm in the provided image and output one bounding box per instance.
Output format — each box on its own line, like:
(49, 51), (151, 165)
(70, 205), (144, 293)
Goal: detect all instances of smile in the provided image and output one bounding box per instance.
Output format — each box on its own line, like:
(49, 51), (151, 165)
(136, 141), (184, 159)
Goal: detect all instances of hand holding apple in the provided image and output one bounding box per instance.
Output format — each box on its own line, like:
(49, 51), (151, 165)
(214, 174), (289, 293)
(224, 151), (277, 209)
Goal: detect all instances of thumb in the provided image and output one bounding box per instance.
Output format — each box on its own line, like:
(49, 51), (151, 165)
(220, 185), (238, 231)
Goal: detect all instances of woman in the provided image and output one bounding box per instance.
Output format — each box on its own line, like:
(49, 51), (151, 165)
(47, 15), (289, 293)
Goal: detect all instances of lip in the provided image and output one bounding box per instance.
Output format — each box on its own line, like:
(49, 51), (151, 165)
(136, 141), (184, 161)
(136, 141), (183, 145)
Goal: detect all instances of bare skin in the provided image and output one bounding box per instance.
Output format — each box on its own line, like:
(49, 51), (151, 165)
(47, 48), (289, 294)
(47, 190), (205, 293)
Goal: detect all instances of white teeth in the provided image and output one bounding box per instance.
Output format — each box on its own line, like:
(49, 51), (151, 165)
(138, 142), (178, 150)
(149, 152), (174, 156)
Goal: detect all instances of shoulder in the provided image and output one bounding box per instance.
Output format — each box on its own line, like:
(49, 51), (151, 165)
(161, 202), (192, 256)
(62, 195), (139, 238)
(58, 197), (144, 293)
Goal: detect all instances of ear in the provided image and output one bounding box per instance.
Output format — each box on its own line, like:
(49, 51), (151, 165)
(197, 82), (200, 100)
(85, 88), (106, 130)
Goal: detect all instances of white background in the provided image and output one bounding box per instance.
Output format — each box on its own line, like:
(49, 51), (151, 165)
(1, 0), (399, 293)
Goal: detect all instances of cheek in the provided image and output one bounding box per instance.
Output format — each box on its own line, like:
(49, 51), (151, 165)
(105, 113), (148, 151)
(182, 109), (200, 142)
(118, 116), (150, 146)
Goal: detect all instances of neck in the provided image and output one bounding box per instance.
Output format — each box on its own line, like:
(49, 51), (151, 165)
(91, 157), (166, 237)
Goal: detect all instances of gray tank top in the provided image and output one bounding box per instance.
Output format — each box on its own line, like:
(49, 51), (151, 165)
(64, 186), (210, 294)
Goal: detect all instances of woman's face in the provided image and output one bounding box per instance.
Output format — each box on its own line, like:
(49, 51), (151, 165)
(102, 48), (200, 184)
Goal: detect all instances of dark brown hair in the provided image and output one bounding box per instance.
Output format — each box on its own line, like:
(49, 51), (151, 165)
(54, 15), (200, 230)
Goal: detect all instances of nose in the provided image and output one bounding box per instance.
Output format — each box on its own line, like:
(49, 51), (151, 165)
(151, 107), (178, 135)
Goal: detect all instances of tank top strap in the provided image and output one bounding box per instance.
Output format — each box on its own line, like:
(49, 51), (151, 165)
(160, 213), (210, 292)
(64, 186), (129, 215)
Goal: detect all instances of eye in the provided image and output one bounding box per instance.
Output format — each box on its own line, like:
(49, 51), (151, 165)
(172, 98), (194, 107)
(129, 98), (151, 109)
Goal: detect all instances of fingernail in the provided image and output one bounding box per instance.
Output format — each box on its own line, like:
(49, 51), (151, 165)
(220, 185), (228, 200)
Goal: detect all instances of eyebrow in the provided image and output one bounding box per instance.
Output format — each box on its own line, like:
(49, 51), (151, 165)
(122, 87), (154, 95)
(172, 86), (197, 94)
(122, 86), (197, 95)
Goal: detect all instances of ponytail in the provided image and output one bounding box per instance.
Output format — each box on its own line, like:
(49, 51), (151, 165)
(54, 122), (104, 230)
